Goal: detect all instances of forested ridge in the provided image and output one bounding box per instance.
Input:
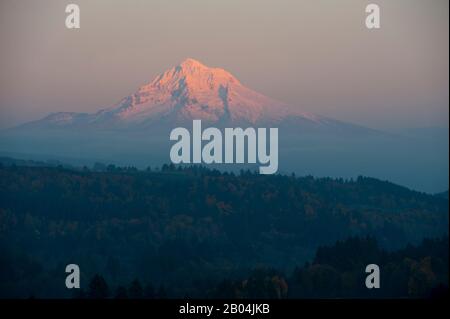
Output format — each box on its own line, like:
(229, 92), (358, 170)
(0, 164), (448, 298)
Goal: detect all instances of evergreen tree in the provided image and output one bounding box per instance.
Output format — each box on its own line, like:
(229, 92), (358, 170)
(115, 286), (128, 299)
(88, 274), (110, 299)
(128, 279), (144, 299)
(144, 283), (155, 299)
(157, 285), (167, 299)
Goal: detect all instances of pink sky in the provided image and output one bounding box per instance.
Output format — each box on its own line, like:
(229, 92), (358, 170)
(0, 0), (448, 130)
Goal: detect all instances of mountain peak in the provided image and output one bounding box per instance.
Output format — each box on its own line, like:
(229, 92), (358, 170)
(24, 59), (314, 127)
(139, 58), (240, 92)
(178, 58), (207, 69)
(101, 58), (292, 124)
(171, 58), (239, 87)
(13, 58), (378, 138)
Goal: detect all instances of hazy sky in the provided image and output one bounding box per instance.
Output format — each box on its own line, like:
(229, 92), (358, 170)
(0, 0), (448, 130)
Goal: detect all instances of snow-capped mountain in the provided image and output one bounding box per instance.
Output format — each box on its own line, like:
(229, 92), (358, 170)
(1, 59), (445, 194)
(97, 57), (295, 126)
(17, 58), (373, 133)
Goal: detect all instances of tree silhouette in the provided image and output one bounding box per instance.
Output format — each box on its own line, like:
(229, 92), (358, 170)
(144, 283), (156, 299)
(88, 274), (110, 299)
(115, 286), (128, 299)
(157, 285), (167, 299)
(128, 279), (143, 299)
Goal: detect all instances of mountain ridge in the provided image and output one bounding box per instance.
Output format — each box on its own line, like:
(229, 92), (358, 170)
(14, 58), (376, 134)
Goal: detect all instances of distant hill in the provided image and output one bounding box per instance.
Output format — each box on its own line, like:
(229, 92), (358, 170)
(0, 164), (447, 297)
(435, 190), (449, 200)
(0, 156), (72, 168)
(1, 60), (447, 193)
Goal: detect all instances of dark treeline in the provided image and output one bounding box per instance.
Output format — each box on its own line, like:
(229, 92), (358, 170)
(77, 236), (448, 299)
(0, 164), (448, 298)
